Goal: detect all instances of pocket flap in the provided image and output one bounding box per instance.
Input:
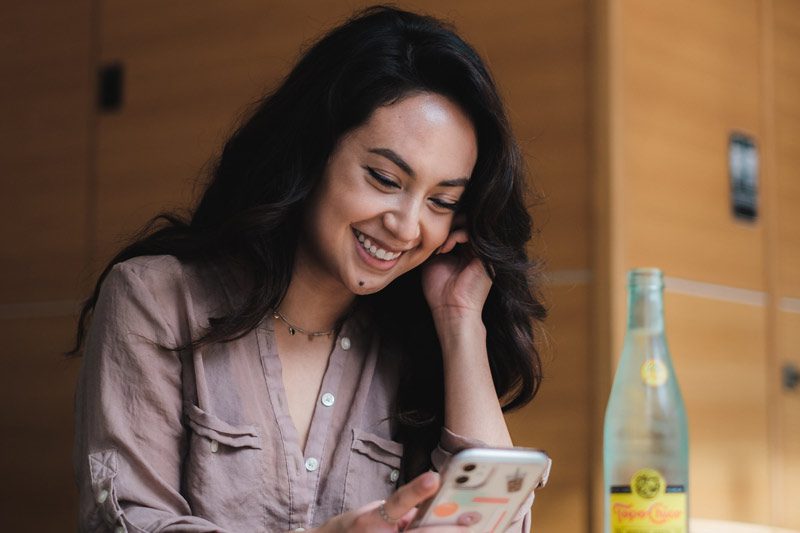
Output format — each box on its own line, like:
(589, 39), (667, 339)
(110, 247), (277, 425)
(186, 404), (262, 449)
(352, 428), (403, 469)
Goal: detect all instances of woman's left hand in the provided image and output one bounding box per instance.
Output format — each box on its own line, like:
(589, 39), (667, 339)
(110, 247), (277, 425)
(421, 216), (492, 326)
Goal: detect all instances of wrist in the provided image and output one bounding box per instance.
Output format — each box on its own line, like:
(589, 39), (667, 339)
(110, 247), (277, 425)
(432, 309), (484, 333)
(436, 316), (487, 358)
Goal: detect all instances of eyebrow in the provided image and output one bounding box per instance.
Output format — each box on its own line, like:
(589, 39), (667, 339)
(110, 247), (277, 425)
(368, 147), (469, 187)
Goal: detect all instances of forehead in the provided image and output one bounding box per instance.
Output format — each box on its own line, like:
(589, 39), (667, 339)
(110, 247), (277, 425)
(350, 92), (478, 180)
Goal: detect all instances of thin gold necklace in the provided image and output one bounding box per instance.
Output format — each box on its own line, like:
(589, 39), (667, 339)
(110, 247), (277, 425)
(271, 309), (335, 340)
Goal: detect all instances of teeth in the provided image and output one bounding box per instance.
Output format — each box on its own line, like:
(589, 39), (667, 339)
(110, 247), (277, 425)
(354, 230), (401, 262)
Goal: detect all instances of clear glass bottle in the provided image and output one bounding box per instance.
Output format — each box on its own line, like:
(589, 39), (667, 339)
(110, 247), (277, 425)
(603, 268), (689, 533)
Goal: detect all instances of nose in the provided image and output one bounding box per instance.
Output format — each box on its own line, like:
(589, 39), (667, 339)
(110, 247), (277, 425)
(383, 201), (422, 244)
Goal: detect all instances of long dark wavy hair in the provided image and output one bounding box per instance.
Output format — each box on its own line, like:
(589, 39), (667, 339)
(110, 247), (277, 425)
(68, 5), (547, 476)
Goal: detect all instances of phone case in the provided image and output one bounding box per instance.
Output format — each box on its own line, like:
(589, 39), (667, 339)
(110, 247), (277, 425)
(407, 447), (552, 532)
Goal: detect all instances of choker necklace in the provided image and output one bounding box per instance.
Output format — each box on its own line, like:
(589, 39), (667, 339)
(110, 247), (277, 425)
(272, 309), (335, 340)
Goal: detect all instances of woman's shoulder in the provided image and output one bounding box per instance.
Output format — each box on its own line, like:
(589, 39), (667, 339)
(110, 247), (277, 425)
(110, 254), (184, 280)
(104, 255), (237, 326)
(105, 255), (196, 298)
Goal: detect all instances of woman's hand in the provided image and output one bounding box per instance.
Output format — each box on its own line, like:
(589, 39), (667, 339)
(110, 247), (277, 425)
(421, 216), (492, 326)
(309, 472), (469, 532)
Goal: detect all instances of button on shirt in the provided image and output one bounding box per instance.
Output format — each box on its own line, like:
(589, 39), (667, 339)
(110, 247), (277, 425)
(321, 393), (335, 407)
(73, 256), (531, 532)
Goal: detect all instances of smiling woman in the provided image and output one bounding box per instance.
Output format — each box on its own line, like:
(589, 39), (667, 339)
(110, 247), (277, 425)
(67, 5), (547, 533)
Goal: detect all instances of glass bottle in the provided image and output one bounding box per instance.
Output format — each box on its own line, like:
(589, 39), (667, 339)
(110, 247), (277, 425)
(603, 268), (689, 532)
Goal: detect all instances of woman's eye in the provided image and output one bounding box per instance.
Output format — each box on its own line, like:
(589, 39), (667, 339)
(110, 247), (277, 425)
(366, 167), (400, 189)
(430, 198), (460, 211)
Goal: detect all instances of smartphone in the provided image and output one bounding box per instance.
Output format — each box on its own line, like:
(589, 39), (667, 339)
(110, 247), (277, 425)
(407, 447), (551, 532)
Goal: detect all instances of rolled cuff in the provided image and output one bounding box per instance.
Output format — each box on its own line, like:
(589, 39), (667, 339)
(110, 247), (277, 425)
(430, 426), (487, 472)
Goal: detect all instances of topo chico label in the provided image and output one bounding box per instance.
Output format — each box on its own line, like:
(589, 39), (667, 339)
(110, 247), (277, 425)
(609, 468), (686, 533)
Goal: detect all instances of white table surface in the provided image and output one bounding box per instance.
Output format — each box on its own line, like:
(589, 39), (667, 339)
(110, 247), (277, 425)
(691, 518), (800, 533)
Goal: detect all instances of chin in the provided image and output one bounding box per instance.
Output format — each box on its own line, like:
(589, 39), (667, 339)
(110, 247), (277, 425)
(349, 279), (388, 296)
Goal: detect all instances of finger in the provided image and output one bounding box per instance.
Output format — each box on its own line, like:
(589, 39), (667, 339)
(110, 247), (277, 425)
(438, 229), (469, 255)
(484, 261), (496, 279)
(395, 507), (419, 530)
(384, 471), (440, 521)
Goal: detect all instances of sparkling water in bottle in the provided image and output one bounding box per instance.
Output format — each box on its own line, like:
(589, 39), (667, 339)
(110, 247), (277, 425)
(603, 268), (689, 532)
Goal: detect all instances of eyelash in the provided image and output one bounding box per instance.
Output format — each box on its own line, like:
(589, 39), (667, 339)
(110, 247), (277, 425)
(367, 167), (400, 189)
(366, 167), (460, 212)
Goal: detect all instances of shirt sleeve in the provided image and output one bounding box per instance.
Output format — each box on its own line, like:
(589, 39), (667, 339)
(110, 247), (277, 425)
(430, 426), (534, 533)
(73, 263), (230, 532)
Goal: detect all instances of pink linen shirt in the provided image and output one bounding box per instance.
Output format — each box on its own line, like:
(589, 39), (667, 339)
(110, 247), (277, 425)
(73, 255), (532, 532)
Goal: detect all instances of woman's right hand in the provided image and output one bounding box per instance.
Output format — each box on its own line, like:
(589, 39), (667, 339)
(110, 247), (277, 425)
(311, 471), (470, 532)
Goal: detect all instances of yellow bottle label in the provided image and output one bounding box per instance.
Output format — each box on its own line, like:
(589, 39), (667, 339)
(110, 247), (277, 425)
(609, 469), (687, 532)
(641, 359), (668, 386)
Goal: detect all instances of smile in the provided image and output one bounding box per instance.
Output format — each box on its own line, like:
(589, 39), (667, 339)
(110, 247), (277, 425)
(353, 229), (403, 261)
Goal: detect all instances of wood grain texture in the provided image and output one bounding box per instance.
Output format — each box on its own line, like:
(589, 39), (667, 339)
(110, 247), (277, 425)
(665, 292), (770, 523)
(0, 316), (82, 530)
(772, 0), (800, 300)
(774, 310), (800, 529)
(616, 0), (765, 291)
(768, 2), (800, 528)
(0, 1), (94, 303)
(507, 283), (591, 533)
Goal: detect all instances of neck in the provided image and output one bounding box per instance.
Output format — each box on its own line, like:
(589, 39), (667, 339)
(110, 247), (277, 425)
(279, 253), (355, 333)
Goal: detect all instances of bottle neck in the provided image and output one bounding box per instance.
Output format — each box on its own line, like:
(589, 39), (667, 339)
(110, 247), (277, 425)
(626, 282), (665, 333)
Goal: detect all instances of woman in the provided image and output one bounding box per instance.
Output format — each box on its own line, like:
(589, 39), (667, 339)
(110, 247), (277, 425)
(70, 6), (547, 532)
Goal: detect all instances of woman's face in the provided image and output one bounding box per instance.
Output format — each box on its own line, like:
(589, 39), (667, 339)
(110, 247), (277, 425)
(298, 92), (478, 296)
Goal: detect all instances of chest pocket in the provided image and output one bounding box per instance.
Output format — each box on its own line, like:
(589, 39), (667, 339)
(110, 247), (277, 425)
(184, 404), (265, 520)
(342, 428), (404, 512)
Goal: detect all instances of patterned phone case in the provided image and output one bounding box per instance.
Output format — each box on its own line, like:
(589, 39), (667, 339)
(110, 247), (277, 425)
(407, 447), (551, 532)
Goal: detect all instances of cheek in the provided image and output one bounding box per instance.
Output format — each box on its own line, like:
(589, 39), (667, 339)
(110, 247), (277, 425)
(428, 220), (454, 250)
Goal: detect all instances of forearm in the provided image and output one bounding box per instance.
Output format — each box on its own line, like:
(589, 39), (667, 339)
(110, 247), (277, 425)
(437, 315), (513, 448)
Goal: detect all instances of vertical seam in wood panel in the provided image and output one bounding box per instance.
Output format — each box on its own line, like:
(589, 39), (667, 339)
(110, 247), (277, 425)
(590, 0), (618, 531)
(759, 0), (781, 526)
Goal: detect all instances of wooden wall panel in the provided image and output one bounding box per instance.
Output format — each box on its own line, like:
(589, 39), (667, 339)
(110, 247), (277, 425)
(0, 2), (93, 303)
(774, 310), (800, 528)
(617, 0), (765, 291)
(773, 0), (800, 299)
(507, 283), (591, 533)
(665, 292), (770, 523)
(0, 317), (82, 530)
(770, 2), (800, 528)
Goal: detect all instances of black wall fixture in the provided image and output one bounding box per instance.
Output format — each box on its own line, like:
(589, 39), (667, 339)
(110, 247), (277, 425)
(98, 63), (124, 113)
(728, 132), (758, 222)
